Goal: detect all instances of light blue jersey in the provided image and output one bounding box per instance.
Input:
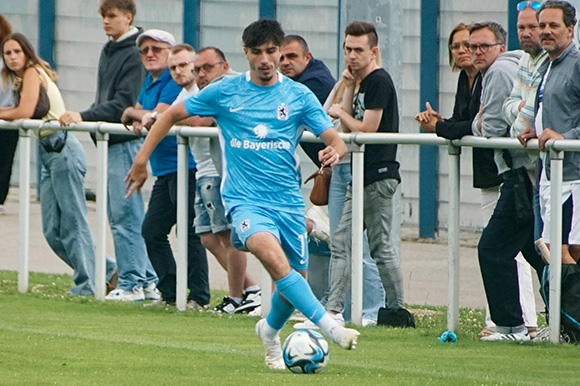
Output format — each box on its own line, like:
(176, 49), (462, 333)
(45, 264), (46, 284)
(183, 71), (333, 213)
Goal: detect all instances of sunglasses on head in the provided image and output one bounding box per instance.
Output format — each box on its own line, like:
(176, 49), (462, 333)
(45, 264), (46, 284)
(517, 1), (542, 11)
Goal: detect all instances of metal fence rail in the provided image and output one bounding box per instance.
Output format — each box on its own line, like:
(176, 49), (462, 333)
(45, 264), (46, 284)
(3, 118), (578, 344)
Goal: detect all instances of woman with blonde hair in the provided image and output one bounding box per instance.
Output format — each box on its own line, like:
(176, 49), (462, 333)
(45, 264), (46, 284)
(1, 32), (116, 295)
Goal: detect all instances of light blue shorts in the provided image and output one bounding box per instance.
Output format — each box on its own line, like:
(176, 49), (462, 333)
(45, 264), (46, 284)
(229, 205), (308, 270)
(193, 176), (231, 234)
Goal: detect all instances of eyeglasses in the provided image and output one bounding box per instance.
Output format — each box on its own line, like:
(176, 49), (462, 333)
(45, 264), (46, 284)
(468, 43), (502, 53)
(449, 41), (470, 51)
(193, 62), (224, 74)
(139, 45), (169, 55)
(516, 1), (542, 11)
(169, 61), (193, 72)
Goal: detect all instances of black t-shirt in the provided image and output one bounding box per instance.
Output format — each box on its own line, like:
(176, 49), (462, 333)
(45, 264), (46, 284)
(353, 68), (401, 185)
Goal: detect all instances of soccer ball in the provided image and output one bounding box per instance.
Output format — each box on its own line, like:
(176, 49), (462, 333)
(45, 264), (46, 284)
(282, 329), (329, 374)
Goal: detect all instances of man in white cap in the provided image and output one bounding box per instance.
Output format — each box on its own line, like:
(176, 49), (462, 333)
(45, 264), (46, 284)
(121, 31), (210, 308)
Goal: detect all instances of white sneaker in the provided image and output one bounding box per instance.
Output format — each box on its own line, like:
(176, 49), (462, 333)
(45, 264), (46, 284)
(480, 331), (530, 342)
(248, 306), (261, 317)
(293, 312), (345, 330)
(105, 287), (145, 302)
(306, 206), (330, 244)
(331, 326), (360, 350)
(235, 290), (261, 314)
(255, 319), (285, 370)
(362, 317), (377, 327)
(143, 282), (161, 301)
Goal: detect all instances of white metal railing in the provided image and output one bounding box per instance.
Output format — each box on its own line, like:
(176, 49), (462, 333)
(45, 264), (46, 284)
(3, 118), (578, 344)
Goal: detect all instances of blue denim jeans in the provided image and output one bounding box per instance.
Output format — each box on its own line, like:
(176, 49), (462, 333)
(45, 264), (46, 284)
(39, 134), (116, 295)
(107, 139), (157, 290)
(327, 177), (405, 313)
(327, 163), (385, 320)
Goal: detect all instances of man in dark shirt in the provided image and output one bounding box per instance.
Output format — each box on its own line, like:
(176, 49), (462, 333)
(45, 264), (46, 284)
(280, 35), (335, 167)
(326, 21), (409, 321)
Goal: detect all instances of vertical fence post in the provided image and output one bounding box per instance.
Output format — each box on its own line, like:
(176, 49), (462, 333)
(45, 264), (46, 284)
(350, 143), (365, 326)
(548, 148), (563, 343)
(95, 127), (109, 300)
(176, 134), (189, 311)
(447, 142), (461, 331)
(18, 126), (32, 293)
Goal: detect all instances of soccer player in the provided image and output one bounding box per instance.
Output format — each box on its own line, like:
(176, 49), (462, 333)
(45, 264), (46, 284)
(125, 19), (360, 370)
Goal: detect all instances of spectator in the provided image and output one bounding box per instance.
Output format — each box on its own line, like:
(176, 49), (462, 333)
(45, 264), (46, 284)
(0, 33), (116, 295)
(120, 31), (210, 307)
(326, 21), (411, 324)
(520, 0), (580, 263)
(60, 0), (157, 301)
(467, 21), (544, 342)
(0, 14), (14, 214)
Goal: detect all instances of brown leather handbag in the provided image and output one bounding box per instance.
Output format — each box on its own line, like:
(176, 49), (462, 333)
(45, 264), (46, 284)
(304, 165), (332, 206)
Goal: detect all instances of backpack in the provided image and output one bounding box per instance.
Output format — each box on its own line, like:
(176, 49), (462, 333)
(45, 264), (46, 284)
(377, 307), (416, 328)
(541, 264), (580, 344)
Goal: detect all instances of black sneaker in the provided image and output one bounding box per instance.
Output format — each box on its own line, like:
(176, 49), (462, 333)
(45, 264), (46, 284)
(212, 296), (240, 314)
(234, 290), (261, 314)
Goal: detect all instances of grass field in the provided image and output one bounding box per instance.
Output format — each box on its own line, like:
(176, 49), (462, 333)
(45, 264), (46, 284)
(0, 270), (577, 385)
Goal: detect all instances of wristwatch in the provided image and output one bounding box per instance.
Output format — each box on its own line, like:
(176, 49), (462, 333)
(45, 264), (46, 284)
(150, 111), (159, 121)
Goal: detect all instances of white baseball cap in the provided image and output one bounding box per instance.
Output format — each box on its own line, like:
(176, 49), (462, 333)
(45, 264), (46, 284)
(137, 29), (176, 47)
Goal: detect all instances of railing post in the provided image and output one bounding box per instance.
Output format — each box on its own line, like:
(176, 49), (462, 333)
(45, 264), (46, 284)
(176, 133), (189, 311)
(548, 147), (563, 343)
(351, 142), (365, 326)
(447, 141), (461, 332)
(18, 126), (32, 294)
(95, 127), (109, 300)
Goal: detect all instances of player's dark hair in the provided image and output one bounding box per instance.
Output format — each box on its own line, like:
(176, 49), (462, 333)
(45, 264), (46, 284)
(242, 19), (285, 48)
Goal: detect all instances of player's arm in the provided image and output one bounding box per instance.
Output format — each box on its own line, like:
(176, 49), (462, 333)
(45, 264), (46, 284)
(318, 127), (347, 167)
(125, 102), (190, 197)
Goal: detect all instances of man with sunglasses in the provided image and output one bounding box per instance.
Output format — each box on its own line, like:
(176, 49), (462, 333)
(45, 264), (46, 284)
(59, 0), (154, 301)
(120, 34), (211, 308)
(471, 20), (546, 342)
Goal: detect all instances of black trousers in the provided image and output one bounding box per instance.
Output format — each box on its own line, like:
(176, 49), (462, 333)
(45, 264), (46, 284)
(478, 170), (545, 328)
(0, 129), (19, 205)
(142, 170), (210, 304)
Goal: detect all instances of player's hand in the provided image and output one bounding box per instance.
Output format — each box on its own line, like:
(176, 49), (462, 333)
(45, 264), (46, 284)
(537, 128), (564, 152)
(124, 161), (148, 198)
(319, 145), (341, 167)
(131, 121), (144, 136)
(59, 111), (82, 126)
(517, 128), (537, 148)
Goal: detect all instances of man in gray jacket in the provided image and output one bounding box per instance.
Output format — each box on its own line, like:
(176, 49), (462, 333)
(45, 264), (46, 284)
(470, 21), (544, 342)
(520, 1), (580, 264)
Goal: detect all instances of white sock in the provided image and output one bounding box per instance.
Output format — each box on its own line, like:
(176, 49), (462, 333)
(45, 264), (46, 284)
(245, 285), (260, 293)
(231, 297), (242, 304)
(317, 313), (340, 338)
(262, 319), (280, 340)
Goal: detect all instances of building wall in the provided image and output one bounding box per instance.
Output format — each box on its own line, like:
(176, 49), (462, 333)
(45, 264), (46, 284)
(1, 0), (519, 231)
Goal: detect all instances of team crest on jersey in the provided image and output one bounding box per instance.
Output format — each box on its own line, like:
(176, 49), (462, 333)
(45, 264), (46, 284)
(240, 219), (250, 233)
(253, 124), (268, 139)
(277, 103), (289, 121)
